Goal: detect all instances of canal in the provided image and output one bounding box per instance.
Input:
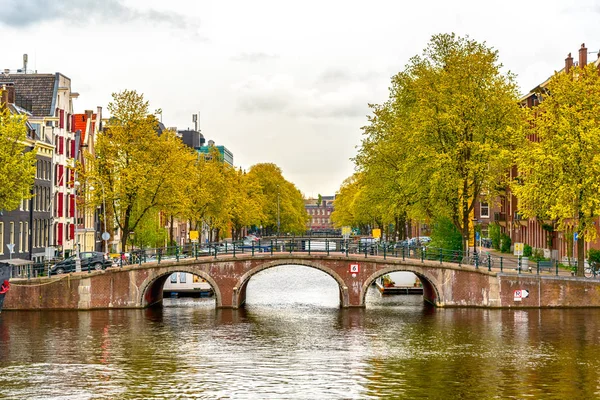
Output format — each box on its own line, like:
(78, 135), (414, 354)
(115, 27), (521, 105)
(1, 265), (599, 398)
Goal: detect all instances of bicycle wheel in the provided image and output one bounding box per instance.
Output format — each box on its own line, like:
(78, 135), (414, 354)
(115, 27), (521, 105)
(584, 266), (594, 278)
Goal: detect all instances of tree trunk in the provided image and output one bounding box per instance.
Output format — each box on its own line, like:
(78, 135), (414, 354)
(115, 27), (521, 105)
(576, 231), (585, 277)
(169, 215), (174, 246)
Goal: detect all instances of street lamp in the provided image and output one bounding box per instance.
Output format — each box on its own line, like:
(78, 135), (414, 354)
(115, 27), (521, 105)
(277, 185), (280, 237)
(89, 182), (109, 254)
(74, 180), (81, 272)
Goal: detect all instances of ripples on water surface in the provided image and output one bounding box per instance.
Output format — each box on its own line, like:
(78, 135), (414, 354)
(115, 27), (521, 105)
(1, 265), (600, 399)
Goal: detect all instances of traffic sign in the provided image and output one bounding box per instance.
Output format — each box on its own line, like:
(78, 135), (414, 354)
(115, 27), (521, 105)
(101, 232), (110, 241)
(349, 263), (360, 274)
(6, 243), (14, 253)
(514, 242), (524, 256)
(189, 230), (199, 242)
(514, 289), (529, 301)
(341, 226), (351, 239)
(372, 229), (381, 239)
(574, 232), (578, 241)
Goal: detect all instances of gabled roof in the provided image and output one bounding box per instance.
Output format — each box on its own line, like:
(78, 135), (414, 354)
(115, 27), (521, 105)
(73, 113), (97, 145)
(0, 73), (57, 117)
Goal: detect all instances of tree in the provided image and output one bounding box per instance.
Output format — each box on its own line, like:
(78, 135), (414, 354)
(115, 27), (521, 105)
(228, 168), (265, 240)
(83, 90), (196, 251)
(247, 163), (308, 235)
(178, 147), (232, 242)
(0, 103), (36, 211)
(512, 62), (600, 276)
(356, 33), (522, 250)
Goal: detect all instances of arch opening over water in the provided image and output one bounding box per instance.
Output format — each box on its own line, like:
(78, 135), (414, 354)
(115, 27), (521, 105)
(236, 263), (346, 309)
(362, 267), (440, 307)
(142, 269), (220, 308)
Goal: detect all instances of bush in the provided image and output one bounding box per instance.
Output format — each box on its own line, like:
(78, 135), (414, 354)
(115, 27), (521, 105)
(430, 217), (463, 252)
(589, 249), (600, 265)
(500, 233), (511, 253)
(523, 244), (532, 257)
(489, 223), (501, 251)
(531, 248), (545, 262)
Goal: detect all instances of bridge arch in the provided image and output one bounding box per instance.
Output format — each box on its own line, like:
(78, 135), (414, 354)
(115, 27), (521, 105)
(140, 267), (223, 308)
(361, 265), (441, 307)
(234, 260), (350, 308)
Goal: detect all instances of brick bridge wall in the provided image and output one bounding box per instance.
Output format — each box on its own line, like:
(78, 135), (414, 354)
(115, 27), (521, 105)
(4, 254), (600, 310)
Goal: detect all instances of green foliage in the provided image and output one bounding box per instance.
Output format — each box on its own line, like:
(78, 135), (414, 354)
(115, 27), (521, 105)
(352, 33), (522, 250)
(247, 163), (308, 235)
(83, 89), (197, 250)
(512, 62), (600, 274)
(131, 210), (167, 248)
(500, 233), (511, 253)
(523, 244), (532, 257)
(530, 248), (545, 262)
(0, 104), (36, 211)
(489, 223), (501, 250)
(430, 216), (463, 252)
(588, 249), (600, 264)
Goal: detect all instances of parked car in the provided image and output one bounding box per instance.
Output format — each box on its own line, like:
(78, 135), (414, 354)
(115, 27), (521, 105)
(407, 236), (431, 246)
(50, 252), (113, 275)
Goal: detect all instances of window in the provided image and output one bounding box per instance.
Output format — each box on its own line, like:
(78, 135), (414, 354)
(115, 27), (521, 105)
(170, 273), (177, 283)
(10, 222), (14, 249)
(480, 202), (490, 218)
(180, 273), (187, 283)
(24, 222), (28, 252)
(19, 222), (23, 252)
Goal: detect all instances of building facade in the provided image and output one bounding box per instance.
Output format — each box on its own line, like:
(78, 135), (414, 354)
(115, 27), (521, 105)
(304, 195), (336, 233)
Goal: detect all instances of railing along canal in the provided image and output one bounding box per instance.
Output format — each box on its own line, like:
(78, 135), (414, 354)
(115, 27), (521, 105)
(4, 237), (586, 280)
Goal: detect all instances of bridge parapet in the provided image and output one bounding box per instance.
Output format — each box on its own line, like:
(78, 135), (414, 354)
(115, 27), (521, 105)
(4, 250), (600, 311)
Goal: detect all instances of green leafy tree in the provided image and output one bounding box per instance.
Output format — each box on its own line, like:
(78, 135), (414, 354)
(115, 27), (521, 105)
(248, 163), (308, 235)
(356, 33), (522, 250)
(228, 168), (265, 240)
(512, 62), (600, 275)
(83, 90), (196, 251)
(0, 103), (36, 211)
(430, 217), (463, 252)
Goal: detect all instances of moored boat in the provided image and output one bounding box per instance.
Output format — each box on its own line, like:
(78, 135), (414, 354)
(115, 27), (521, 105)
(0, 262), (11, 313)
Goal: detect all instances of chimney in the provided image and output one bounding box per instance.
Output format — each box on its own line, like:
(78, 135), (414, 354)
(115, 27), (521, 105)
(579, 43), (587, 68)
(565, 53), (574, 73)
(1, 83), (16, 106)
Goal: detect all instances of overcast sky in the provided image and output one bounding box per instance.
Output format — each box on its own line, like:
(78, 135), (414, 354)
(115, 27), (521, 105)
(2, 0), (599, 197)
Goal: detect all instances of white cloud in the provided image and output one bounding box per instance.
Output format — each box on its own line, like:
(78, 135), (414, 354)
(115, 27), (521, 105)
(233, 71), (378, 120)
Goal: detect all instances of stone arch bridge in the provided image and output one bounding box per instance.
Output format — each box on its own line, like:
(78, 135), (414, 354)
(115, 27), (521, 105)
(5, 253), (600, 310)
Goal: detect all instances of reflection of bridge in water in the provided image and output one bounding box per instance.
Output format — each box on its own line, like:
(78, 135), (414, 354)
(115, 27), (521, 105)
(5, 239), (600, 310)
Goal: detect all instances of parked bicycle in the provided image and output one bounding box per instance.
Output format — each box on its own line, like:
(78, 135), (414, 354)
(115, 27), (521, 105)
(584, 261), (599, 278)
(461, 252), (494, 268)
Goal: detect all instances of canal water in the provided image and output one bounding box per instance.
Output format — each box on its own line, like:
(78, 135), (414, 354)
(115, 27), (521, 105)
(1, 265), (599, 399)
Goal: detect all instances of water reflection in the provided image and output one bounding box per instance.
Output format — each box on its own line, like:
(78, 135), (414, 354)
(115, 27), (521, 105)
(0, 265), (599, 398)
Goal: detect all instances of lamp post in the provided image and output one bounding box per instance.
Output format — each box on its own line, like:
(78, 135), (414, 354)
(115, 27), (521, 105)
(74, 180), (81, 272)
(473, 219), (479, 256)
(89, 181), (109, 254)
(277, 184), (280, 237)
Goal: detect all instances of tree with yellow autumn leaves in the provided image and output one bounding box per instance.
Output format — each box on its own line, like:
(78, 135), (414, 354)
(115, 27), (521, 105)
(512, 62), (600, 275)
(343, 33), (522, 250)
(81, 90), (307, 248)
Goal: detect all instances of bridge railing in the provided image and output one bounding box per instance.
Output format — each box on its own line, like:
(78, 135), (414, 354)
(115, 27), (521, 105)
(9, 238), (572, 279)
(117, 239), (569, 277)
